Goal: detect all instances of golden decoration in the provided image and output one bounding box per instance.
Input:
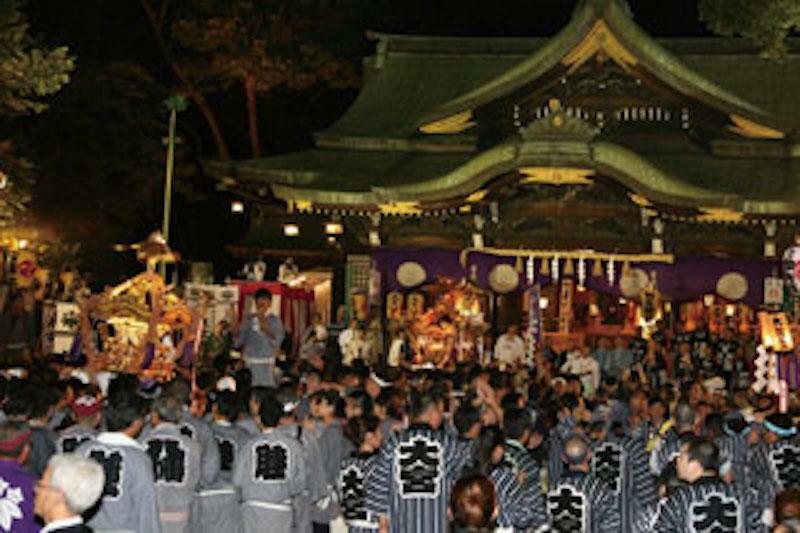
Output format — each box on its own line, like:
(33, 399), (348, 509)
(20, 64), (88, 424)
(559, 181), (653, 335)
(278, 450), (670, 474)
(564, 258), (575, 276)
(628, 193), (652, 207)
(592, 259), (603, 277)
(378, 202), (423, 216)
(519, 167), (595, 186)
(697, 208), (744, 223)
(465, 190), (489, 203)
(728, 115), (785, 140)
(540, 258), (550, 276)
(562, 21), (638, 72)
(420, 110), (476, 134)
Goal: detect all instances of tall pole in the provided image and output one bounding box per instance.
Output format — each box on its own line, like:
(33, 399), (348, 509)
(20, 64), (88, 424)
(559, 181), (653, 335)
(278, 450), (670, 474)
(162, 106), (177, 243)
(160, 95), (188, 278)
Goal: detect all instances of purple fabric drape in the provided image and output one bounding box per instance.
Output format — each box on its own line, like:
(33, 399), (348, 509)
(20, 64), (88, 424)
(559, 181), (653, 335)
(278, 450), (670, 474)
(373, 248), (777, 307)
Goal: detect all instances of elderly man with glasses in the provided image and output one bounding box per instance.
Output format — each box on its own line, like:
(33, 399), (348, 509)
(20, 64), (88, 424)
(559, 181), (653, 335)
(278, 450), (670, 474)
(34, 453), (105, 533)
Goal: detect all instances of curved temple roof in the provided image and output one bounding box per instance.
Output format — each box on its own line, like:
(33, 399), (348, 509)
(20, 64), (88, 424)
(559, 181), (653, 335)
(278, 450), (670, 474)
(210, 0), (800, 218)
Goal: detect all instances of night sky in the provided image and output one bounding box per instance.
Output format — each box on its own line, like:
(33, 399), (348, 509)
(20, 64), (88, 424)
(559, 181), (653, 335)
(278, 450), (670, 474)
(18, 0), (712, 283)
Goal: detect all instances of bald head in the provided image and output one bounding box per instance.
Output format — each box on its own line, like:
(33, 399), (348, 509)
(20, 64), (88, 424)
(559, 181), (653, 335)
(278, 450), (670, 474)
(564, 435), (590, 467)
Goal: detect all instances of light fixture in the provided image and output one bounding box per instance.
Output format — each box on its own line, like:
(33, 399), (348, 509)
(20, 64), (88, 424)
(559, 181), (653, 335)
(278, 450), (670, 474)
(703, 294), (714, 307)
(283, 223), (299, 237)
(17, 239), (28, 250)
(325, 222), (344, 235)
(725, 304), (736, 317)
(539, 297), (549, 310)
(369, 230), (381, 247)
(619, 297), (627, 305)
(472, 233), (484, 249)
(231, 201), (244, 214)
(326, 235), (337, 244)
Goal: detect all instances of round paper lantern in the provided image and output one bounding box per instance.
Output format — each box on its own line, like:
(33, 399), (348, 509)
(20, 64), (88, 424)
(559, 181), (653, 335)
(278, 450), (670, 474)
(716, 272), (748, 301)
(489, 264), (519, 293)
(396, 262), (426, 288)
(619, 268), (648, 298)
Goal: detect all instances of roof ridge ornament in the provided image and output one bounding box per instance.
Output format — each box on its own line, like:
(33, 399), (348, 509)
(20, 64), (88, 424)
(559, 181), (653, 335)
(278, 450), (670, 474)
(519, 99), (599, 142)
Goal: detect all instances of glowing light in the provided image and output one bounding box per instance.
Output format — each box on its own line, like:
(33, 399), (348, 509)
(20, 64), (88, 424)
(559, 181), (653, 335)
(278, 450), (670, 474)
(539, 297), (549, 310)
(231, 201), (245, 213)
(726, 304), (736, 317)
(283, 224), (299, 237)
(325, 222), (344, 235)
(17, 239), (28, 250)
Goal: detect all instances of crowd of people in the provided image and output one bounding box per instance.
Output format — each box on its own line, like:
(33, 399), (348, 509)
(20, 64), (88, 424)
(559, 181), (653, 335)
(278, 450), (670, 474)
(0, 287), (799, 532)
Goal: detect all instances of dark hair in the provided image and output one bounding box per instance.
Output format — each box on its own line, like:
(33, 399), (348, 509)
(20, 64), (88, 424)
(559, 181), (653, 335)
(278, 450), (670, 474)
(343, 415), (380, 448)
(346, 390), (373, 418)
(453, 403), (481, 437)
(29, 385), (61, 419)
(450, 473), (497, 531)
(3, 383), (33, 419)
(500, 392), (522, 413)
(470, 425), (505, 476)
(164, 378), (191, 406)
(254, 288), (272, 301)
(214, 390), (242, 423)
(687, 438), (720, 472)
(311, 390), (340, 408)
(152, 395), (182, 424)
(409, 390), (440, 420)
(259, 396), (284, 428)
(561, 394), (579, 411)
(503, 407), (532, 440)
(251, 386), (276, 409)
(107, 374), (139, 408)
(105, 396), (148, 432)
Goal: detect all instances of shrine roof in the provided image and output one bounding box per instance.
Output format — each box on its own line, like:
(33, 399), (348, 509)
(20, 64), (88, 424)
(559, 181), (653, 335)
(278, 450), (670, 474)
(209, 135), (800, 215)
(209, 0), (800, 218)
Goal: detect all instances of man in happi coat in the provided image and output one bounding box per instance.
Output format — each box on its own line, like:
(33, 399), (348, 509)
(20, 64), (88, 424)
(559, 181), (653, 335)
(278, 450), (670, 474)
(194, 390), (250, 533)
(233, 395), (307, 533)
(648, 438), (753, 533)
(749, 413), (800, 515)
(545, 434), (620, 533)
(76, 396), (162, 533)
(162, 380), (220, 491)
(235, 288), (285, 387)
(141, 395), (201, 533)
(57, 395), (101, 454)
(365, 390), (471, 533)
(0, 422), (39, 533)
(275, 386), (327, 533)
(650, 401), (697, 475)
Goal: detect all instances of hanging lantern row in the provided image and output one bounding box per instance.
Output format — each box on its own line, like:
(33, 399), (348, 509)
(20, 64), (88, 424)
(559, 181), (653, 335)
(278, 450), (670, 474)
(461, 246), (673, 289)
(507, 257), (631, 286)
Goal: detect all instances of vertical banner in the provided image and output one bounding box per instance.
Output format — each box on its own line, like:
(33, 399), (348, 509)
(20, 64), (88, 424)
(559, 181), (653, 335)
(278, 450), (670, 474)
(559, 279), (574, 333)
(526, 284), (541, 364)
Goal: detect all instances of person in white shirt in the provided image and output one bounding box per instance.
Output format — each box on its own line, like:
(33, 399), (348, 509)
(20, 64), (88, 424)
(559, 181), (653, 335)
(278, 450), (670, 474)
(560, 346), (601, 398)
(338, 319), (359, 355)
(494, 325), (526, 368)
(387, 330), (409, 368)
